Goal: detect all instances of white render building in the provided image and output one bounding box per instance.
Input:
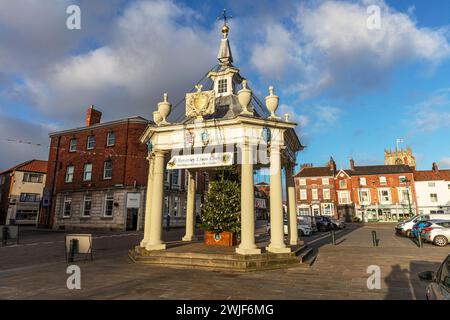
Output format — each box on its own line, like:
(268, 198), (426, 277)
(414, 163), (450, 214)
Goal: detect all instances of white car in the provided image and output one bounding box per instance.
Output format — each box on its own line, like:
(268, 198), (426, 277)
(421, 220), (450, 247)
(266, 220), (312, 237)
(396, 214), (450, 237)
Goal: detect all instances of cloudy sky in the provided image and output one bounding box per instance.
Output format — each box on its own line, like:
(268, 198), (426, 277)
(1, 0), (450, 172)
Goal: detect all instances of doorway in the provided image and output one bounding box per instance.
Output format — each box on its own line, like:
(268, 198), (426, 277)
(126, 208), (138, 231)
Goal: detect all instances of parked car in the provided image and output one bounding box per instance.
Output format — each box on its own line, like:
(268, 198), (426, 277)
(297, 216), (318, 232)
(329, 217), (346, 229)
(395, 214), (450, 237)
(266, 219), (312, 237)
(314, 216), (333, 232)
(418, 254), (450, 300)
(420, 220), (450, 247)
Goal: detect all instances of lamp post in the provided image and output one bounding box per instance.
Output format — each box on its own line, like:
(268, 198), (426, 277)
(404, 177), (414, 218)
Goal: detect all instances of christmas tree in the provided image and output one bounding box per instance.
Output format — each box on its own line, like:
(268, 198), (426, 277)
(200, 167), (241, 234)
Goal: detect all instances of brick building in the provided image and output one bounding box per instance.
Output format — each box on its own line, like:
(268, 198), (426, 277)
(39, 106), (151, 231)
(335, 159), (417, 222)
(294, 157), (418, 222)
(294, 157), (338, 217)
(0, 160), (47, 225)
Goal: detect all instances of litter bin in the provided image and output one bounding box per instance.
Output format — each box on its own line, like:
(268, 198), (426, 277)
(2, 226), (8, 245)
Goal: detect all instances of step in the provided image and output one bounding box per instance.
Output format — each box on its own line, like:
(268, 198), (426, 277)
(129, 246), (303, 272)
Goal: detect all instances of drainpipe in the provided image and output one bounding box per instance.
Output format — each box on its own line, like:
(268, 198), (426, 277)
(46, 135), (61, 228)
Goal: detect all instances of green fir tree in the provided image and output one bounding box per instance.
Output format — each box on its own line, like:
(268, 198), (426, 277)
(200, 167), (241, 234)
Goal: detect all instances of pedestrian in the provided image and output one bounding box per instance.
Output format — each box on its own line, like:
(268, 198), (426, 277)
(166, 212), (171, 231)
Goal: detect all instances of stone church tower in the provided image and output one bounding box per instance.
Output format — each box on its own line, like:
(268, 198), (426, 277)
(384, 146), (416, 168)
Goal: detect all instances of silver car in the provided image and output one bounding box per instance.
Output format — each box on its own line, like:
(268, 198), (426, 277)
(420, 220), (450, 247)
(418, 254), (450, 300)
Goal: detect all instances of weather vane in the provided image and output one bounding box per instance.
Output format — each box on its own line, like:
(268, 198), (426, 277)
(217, 8), (232, 26)
(217, 9), (232, 37)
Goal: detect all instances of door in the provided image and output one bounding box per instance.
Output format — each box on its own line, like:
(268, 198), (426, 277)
(126, 208), (138, 231)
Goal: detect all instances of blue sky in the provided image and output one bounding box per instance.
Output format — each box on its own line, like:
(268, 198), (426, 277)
(0, 0), (449, 172)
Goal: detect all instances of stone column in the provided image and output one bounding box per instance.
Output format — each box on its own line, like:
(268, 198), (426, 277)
(140, 155), (154, 247)
(236, 143), (261, 255)
(145, 150), (166, 251)
(285, 163), (298, 245)
(182, 170), (197, 241)
(267, 144), (291, 253)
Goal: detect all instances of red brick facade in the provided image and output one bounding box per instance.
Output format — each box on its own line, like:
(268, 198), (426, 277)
(295, 158), (418, 222)
(39, 107), (150, 229)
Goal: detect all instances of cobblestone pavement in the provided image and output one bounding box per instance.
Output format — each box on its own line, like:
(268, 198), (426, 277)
(0, 223), (448, 299)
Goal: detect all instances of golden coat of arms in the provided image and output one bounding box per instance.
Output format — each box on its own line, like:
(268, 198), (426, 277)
(186, 84), (215, 119)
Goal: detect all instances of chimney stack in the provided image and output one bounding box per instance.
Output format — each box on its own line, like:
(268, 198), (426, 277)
(86, 105), (102, 127)
(432, 162), (439, 172)
(350, 158), (355, 170)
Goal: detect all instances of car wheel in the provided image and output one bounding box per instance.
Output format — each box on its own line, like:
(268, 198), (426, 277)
(433, 235), (448, 247)
(405, 229), (411, 238)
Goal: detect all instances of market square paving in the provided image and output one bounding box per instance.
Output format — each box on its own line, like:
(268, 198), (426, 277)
(0, 223), (447, 300)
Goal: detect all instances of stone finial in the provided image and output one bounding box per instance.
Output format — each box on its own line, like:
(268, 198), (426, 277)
(157, 92), (171, 125)
(265, 86), (280, 120)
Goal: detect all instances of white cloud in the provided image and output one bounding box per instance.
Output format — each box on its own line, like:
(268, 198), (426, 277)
(251, 0), (450, 99)
(408, 88), (450, 133)
(10, 0), (218, 122)
(438, 157), (450, 169)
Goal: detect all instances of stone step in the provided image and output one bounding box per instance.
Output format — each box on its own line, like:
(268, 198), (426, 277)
(129, 246), (304, 272)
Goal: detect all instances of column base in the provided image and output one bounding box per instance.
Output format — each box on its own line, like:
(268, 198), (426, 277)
(289, 239), (299, 246)
(140, 240), (148, 248)
(266, 245), (291, 254)
(182, 235), (198, 242)
(145, 243), (166, 251)
(235, 247), (262, 255)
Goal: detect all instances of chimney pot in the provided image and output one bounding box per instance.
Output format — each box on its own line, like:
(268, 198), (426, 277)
(350, 158), (355, 170)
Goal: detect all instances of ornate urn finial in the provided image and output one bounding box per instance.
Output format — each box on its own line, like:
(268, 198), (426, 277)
(238, 79), (253, 116)
(265, 86), (280, 120)
(157, 92), (171, 125)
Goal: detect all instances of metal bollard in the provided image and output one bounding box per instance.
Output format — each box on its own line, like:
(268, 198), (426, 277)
(372, 230), (378, 247)
(331, 229), (336, 246)
(2, 226), (8, 246)
(68, 239), (79, 262)
(417, 232), (423, 248)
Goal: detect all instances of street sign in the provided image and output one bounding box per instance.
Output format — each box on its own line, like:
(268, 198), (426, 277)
(166, 152), (233, 170)
(126, 193), (141, 209)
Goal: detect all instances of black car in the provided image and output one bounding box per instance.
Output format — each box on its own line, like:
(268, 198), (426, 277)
(314, 216), (333, 232)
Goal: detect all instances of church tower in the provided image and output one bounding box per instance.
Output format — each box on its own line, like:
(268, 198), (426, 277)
(384, 145), (416, 168)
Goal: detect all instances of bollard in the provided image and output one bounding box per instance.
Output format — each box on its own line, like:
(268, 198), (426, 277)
(372, 230), (378, 247)
(68, 239), (79, 262)
(331, 229), (336, 246)
(417, 232), (423, 248)
(2, 226), (8, 246)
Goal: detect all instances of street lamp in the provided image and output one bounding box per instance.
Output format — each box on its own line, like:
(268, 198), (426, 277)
(403, 177), (414, 218)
